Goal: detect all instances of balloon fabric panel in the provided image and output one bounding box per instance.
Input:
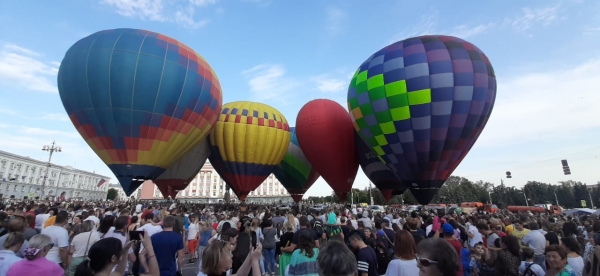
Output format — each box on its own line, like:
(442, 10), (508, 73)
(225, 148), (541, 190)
(295, 99), (359, 202)
(208, 101), (291, 201)
(355, 132), (406, 192)
(154, 139), (211, 199)
(57, 29), (222, 195)
(273, 127), (320, 197)
(347, 35), (496, 204)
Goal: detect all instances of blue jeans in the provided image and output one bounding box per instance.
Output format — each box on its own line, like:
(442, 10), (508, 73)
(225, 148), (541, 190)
(263, 248), (276, 274)
(534, 254), (546, 272)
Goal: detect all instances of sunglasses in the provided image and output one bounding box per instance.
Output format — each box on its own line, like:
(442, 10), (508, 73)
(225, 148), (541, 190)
(416, 254), (438, 267)
(47, 243), (55, 249)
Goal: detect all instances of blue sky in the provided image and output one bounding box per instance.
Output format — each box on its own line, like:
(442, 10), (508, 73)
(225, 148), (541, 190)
(0, 0), (599, 197)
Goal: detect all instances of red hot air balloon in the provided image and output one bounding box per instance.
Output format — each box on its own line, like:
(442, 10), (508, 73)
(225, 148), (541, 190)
(296, 99), (359, 201)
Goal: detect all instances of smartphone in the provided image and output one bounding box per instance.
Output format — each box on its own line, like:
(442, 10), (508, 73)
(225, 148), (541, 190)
(129, 230), (145, 241)
(251, 232), (257, 249)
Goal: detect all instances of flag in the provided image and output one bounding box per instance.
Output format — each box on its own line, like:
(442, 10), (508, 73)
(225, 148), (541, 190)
(97, 179), (106, 187)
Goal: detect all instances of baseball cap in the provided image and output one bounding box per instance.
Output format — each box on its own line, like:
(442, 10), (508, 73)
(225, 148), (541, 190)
(442, 223), (454, 234)
(382, 218), (391, 225)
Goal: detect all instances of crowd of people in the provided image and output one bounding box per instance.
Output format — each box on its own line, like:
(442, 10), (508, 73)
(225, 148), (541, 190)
(0, 198), (599, 276)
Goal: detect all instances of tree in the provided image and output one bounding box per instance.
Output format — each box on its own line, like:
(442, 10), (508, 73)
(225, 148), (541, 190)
(107, 188), (118, 201)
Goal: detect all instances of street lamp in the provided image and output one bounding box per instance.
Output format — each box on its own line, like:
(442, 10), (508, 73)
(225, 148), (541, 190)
(41, 141), (62, 197)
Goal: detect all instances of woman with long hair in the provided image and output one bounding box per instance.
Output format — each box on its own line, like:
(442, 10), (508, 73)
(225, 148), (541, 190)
(287, 230), (319, 276)
(562, 237), (584, 276)
(6, 234), (63, 275)
(385, 230), (419, 275)
(261, 219), (277, 276)
(75, 231), (159, 276)
(187, 214), (200, 263)
(493, 235), (521, 276)
(200, 239), (262, 276)
(278, 222), (295, 276)
(97, 215), (115, 238)
(68, 220), (100, 275)
(196, 220), (217, 274)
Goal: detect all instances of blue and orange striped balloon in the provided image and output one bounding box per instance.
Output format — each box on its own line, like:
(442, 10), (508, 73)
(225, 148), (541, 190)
(57, 28), (222, 195)
(208, 102), (291, 201)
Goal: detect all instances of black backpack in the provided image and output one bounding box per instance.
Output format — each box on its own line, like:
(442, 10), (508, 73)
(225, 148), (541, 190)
(313, 220), (324, 238)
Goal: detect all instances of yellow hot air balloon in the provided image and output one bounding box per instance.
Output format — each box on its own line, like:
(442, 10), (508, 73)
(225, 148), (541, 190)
(208, 101), (291, 201)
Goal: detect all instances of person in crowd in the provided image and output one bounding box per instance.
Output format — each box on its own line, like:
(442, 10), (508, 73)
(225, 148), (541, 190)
(151, 215), (184, 276)
(522, 221), (547, 270)
(349, 232), (378, 276)
(68, 220), (100, 275)
(317, 240), (356, 276)
(415, 237), (459, 276)
(0, 232), (24, 275)
(6, 234), (63, 275)
(200, 239), (262, 276)
(545, 244), (578, 276)
(384, 230), (419, 276)
(0, 215), (29, 257)
(490, 235), (521, 276)
(561, 237), (585, 275)
(519, 247), (545, 276)
(279, 222), (295, 276)
(187, 214), (200, 264)
(41, 210), (70, 269)
(261, 219), (277, 276)
(287, 230), (319, 276)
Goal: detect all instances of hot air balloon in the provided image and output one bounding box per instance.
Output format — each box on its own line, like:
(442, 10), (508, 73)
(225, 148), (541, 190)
(296, 99), (359, 201)
(347, 35), (496, 204)
(273, 127), (320, 202)
(208, 102), (291, 201)
(154, 139), (210, 199)
(355, 132), (406, 202)
(57, 28), (222, 195)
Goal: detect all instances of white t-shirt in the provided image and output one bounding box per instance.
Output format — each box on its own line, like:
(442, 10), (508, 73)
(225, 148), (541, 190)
(84, 215), (100, 229)
(41, 225), (70, 263)
(468, 225), (483, 247)
(385, 259), (419, 276)
(71, 231), (100, 257)
(35, 213), (50, 230)
(518, 261), (545, 276)
(188, 223), (199, 241)
(135, 204), (143, 213)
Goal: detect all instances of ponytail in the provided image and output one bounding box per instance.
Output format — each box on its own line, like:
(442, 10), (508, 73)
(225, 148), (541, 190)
(74, 259), (94, 276)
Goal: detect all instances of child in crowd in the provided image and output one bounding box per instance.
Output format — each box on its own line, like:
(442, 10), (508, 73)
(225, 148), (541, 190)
(519, 247), (545, 276)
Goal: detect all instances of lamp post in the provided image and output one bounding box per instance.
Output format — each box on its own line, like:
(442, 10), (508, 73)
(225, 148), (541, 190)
(41, 141), (62, 197)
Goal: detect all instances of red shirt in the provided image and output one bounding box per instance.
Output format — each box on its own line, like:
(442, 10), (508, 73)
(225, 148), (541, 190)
(141, 210), (152, 219)
(445, 238), (464, 276)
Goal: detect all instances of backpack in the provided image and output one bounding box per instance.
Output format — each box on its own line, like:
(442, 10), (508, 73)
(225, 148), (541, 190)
(313, 220), (324, 238)
(522, 263), (536, 276)
(374, 237), (391, 274)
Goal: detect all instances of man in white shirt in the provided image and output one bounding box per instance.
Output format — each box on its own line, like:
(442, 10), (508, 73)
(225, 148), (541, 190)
(41, 211), (70, 268)
(468, 223), (483, 248)
(137, 213), (162, 273)
(522, 222), (547, 272)
(34, 205), (50, 233)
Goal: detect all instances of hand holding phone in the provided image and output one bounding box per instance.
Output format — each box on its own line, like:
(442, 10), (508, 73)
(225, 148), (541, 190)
(129, 230), (145, 241)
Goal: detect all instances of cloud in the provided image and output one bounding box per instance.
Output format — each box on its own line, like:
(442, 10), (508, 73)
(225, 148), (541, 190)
(18, 126), (80, 139)
(100, 0), (217, 29)
(325, 8), (347, 35)
(41, 113), (70, 122)
(241, 64), (299, 103)
(503, 5), (562, 32)
(584, 26), (600, 35)
(449, 23), (494, 39)
(215, 7), (224, 15)
(476, 58), (600, 148)
(0, 44), (59, 93)
(389, 12), (438, 43)
(311, 74), (347, 94)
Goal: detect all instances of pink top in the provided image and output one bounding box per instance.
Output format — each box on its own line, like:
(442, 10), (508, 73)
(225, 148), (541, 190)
(6, 257), (64, 276)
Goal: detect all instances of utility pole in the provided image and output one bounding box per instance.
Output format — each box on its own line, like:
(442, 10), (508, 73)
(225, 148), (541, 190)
(368, 181), (374, 205)
(41, 141), (62, 198)
(589, 191), (595, 209)
(554, 189), (560, 206)
(523, 190), (529, 206)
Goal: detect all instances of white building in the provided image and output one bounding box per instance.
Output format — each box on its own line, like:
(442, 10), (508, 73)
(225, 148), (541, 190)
(0, 149), (110, 200)
(140, 162), (293, 203)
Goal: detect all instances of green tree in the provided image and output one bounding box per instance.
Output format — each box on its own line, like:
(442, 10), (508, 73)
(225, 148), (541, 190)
(107, 188), (118, 201)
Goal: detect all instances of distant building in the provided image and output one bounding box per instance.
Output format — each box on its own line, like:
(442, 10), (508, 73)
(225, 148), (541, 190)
(0, 149), (110, 200)
(140, 161), (293, 203)
(586, 182), (600, 191)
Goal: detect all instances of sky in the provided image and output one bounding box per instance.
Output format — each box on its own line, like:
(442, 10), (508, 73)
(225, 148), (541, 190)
(0, 0), (599, 198)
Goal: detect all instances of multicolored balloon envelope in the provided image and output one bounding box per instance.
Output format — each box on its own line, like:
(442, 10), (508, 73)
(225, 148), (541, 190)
(355, 132), (406, 202)
(273, 127), (320, 202)
(57, 28), (222, 195)
(155, 139), (210, 199)
(208, 102), (291, 201)
(296, 99), (359, 202)
(348, 35), (496, 204)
